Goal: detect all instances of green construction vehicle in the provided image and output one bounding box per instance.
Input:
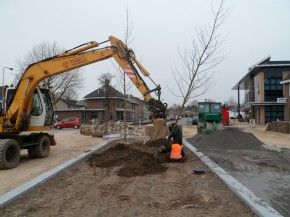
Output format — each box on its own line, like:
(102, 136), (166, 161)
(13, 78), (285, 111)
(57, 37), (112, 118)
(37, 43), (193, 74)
(197, 102), (223, 134)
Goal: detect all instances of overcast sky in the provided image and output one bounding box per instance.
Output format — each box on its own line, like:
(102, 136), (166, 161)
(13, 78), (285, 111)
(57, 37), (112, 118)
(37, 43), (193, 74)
(1, 0), (290, 107)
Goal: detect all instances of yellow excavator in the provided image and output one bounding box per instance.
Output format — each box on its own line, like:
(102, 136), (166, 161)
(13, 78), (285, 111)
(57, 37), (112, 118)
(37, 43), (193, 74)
(0, 36), (167, 169)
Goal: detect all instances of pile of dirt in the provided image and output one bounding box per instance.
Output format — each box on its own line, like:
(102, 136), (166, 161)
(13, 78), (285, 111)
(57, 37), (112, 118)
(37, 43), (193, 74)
(145, 138), (168, 147)
(187, 127), (264, 151)
(88, 142), (168, 177)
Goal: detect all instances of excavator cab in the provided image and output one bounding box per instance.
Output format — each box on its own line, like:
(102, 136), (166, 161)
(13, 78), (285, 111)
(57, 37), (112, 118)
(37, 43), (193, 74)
(29, 88), (54, 127)
(6, 87), (54, 128)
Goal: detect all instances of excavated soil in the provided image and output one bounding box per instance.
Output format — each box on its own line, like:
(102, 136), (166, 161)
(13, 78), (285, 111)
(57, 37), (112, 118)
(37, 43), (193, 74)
(0, 137), (256, 217)
(187, 127), (290, 216)
(88, 140), (168, 177)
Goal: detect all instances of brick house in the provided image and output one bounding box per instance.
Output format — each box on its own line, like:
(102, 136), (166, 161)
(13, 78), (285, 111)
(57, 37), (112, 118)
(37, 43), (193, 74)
(83, 85), (150, 123)
(232, 56), (290, 124)
(53, 99), (87, 122)
(54, 85), (150, 124)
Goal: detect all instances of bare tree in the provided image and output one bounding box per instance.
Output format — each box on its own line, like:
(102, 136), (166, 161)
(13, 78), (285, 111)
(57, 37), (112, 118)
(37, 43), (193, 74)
(111, 5), (135, 143)
(189, 99), (199, 107)
(224, 95), (237, 112)
(97, 72), (115, 86)
(16, 41), (84, 104)
(169, 0), (228, 121)
(168, 103), (182, 118)
(188, 99), (199, 114)
(224, 95), (237, 107)
(97, 72), (117, 122)
(113, 5), (134, 94)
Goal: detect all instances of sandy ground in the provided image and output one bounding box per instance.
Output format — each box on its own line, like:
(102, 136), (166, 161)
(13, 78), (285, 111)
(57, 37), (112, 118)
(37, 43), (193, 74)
(0, 121), (289, 216)
(243, 125), (290, 149)
(0, 126), (197, 196)
(0, 129), (104, 195)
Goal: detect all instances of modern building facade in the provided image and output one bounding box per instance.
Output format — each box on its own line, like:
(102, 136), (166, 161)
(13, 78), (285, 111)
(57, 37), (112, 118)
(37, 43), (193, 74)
(232, 56), (290, 124)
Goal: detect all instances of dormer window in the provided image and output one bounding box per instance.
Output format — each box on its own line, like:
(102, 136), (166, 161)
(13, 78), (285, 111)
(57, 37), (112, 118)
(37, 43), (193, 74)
(98, 88), (104, 95)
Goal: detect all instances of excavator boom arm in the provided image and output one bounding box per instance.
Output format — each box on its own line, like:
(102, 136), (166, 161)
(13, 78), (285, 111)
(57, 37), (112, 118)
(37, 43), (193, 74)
(3, 36), (167, 132)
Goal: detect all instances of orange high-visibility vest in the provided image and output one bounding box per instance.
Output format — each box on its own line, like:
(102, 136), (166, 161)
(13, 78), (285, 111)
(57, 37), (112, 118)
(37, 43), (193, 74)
(170, 144), (182, 160)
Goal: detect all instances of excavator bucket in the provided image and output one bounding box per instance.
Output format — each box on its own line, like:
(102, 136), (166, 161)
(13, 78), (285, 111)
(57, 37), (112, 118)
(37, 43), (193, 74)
(151, 118), (167, 141)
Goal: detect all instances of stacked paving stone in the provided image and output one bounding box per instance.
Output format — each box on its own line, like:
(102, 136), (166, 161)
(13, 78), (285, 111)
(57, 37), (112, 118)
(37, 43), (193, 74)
(277, 121), (290, 134)
(80, 121), (134, 137)
(266, 121), (290, 134)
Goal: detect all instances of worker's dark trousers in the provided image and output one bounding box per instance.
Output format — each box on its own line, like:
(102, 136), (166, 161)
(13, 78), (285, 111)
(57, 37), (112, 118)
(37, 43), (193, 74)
(181, 149), (185, 157)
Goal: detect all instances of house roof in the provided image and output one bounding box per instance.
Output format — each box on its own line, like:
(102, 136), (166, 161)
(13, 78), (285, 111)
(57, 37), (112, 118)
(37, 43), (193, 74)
(60, 99), (85, 108)
(131, 96), (145, 103)
(127, 98), (140, 104)
(84, 85), (124, 99)
(232, 56), (290, 90)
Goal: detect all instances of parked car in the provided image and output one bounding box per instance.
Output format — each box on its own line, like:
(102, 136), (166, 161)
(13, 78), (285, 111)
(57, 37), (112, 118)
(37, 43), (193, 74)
(192, 116), (198, 125)
(54, 117), (81, 129)
(166, 116), (175, 121)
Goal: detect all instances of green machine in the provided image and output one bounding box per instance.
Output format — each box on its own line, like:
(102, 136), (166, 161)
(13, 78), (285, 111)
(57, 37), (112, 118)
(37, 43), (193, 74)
(197, 102), (222, 134)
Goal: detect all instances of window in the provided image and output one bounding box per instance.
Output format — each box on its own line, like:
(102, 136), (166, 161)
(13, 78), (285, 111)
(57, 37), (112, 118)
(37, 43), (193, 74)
(245, 91), (250, 104)
(41, 89), (54, 126)
(103, 100), (108, 107)
(264, 85), (270, 91)
(254, 76), (260, 101)
(98, 88), (104, 95)
(211, 104), (221, 112)
(265, 105), (284, 123)
(30, 92), (43, 116)
(198, 104), (209, 113)
(91, 112), (98, 119)
(264, 68), (284, 101)
(120, 101), (124, 108)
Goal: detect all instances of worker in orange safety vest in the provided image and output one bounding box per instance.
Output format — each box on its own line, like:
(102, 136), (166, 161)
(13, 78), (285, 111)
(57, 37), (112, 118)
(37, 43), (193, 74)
(159, 138), (185, 162)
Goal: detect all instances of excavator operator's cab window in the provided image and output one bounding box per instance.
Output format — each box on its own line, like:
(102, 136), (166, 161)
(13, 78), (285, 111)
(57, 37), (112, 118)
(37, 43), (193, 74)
(31, 92), (43, 116)
(41, 89), (54, 126)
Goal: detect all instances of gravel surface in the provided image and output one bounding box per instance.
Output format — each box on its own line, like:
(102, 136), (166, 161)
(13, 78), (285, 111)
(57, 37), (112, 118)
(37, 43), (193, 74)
(188, 127), (263, 151)
(187, 127), (290, 216)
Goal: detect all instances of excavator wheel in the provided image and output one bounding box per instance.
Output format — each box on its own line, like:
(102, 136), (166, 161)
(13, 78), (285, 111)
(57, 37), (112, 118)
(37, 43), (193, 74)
(28, 135), (50, 159)
(0, 139), (20, 170)
(28, 147), (37, 159)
